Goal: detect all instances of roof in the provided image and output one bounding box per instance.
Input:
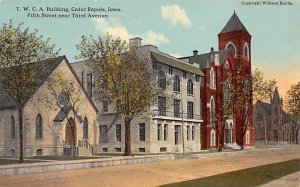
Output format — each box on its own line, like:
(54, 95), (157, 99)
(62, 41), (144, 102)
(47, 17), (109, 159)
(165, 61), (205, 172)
(256, 100), (271, 114)
(220, 12), (248, 34)
(151, 51), (204, 76)
(0, 56), (64, 110)
(180, 49), (229, 69)
(0, 56), (98, 113)
(271, 87), (281, 104)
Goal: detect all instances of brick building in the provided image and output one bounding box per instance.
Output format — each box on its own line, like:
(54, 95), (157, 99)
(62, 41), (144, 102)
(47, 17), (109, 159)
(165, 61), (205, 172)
(180, 11), (254, 149)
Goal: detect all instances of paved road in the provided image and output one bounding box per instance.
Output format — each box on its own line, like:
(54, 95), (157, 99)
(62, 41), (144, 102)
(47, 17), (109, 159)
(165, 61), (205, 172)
(0, 147), (299, 187)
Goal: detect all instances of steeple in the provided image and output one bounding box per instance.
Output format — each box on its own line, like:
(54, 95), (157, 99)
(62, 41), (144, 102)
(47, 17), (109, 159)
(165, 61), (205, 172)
(220, 11), (248, 34)
(272, 87), (280, 104)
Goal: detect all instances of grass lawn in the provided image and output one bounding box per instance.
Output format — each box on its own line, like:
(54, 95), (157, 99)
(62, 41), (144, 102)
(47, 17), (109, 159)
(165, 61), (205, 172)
(30, 156), (108, 160)
(160, 158), (300, 187)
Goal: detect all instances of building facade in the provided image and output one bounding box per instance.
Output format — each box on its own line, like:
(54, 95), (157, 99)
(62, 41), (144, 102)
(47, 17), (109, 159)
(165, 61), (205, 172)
(72, 39), (204, 154)
(0, 57), (98, 157)
(254, 88), (297, 144)
(180, 12), (254, 150)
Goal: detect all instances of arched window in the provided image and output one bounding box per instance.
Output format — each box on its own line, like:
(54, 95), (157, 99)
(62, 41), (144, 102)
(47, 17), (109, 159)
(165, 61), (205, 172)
(210, 68), (216, 88)
(36, 113), (43, 139)
(226, 42), (236, 57)
(211, 130), (216, 146)
(158, 71), (166, 89)
(11, 115), (15, 139)
(173, 75), (180, 92)
(83, 117), (88, 139)
(210, 97), (215, 125)
(244, 43), (249, 59)
(187, 79), (193, 95)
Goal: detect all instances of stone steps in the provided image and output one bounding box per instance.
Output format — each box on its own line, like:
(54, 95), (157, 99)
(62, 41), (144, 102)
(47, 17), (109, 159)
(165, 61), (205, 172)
(78, 147), (93, 157)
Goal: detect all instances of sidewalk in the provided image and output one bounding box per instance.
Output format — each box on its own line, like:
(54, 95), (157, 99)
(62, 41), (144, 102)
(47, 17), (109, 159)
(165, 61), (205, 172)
(261, 171), (300, 187)
(0, 146), (299, 186)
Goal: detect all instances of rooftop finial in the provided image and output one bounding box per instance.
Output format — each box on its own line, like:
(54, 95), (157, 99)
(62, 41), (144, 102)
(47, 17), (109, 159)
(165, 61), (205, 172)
(234, 10), (236, 14)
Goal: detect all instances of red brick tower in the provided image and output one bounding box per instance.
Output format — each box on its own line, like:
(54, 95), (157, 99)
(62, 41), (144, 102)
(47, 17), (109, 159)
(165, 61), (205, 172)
(218, 11), (254, 148)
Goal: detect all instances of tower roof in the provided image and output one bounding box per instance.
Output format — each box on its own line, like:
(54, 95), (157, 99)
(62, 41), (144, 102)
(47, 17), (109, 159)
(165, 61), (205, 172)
(272, 87), (281, 104)
(220, 11), (248, 33)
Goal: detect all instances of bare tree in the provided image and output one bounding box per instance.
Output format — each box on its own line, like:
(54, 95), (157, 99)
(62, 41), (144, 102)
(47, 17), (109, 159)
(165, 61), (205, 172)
(77, 34), (157, 156)
(0, 21), (59, 162)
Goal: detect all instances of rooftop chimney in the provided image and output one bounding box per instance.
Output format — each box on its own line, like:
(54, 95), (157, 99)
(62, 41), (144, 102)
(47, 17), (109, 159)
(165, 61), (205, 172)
(129, 37), (142, 49)
(193, 50), (198, 56)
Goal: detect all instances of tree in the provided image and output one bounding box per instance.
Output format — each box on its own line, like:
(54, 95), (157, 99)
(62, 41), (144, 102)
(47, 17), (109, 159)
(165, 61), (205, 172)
(39, 69), (82, 156)
(77, 34), (156, 156)
(0, 21), (59, 162)
(236, 68), (276, 150)
(285, 82), (300, 144)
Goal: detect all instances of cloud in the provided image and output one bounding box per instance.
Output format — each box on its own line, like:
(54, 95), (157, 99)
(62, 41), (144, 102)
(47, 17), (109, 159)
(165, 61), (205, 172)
(92, 18), (169, 46)
(169, 53), (182, 58)
(142, 30), (169, 45)
(93, 18), (131, 41)
(161, 4), (192, 28)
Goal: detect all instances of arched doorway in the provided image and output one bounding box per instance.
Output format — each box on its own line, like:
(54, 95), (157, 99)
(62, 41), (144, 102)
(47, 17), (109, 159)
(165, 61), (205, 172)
(65, 118), (76, 146)
(273, 130), (278, 142)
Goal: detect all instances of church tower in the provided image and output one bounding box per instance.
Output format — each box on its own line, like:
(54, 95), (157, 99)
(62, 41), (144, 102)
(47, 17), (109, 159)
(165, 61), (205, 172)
(218, 11), (251, 73)
(218, 11), (254, 148)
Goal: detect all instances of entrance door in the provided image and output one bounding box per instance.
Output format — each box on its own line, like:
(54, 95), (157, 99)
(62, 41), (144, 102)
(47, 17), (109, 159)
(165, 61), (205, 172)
(65, 118), (76, 145)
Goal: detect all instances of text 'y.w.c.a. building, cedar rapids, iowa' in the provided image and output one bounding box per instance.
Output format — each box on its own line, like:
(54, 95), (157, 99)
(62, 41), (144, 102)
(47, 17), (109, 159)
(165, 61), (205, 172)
(0, 12), (296, 157)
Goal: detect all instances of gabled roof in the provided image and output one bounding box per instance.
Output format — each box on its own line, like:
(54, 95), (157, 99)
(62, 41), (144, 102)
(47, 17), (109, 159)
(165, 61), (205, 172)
(151, 51), (204, 76)
(0, 56), (64, 110)
(220, 12), (248, 34)
(180, 49), (229, 69)
(0, 56), (98, 113)
(256, 100), (271, 114)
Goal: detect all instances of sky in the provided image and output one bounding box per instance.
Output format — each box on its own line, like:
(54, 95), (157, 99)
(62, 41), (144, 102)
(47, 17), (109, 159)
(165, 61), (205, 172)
(0, 0), (299, 98)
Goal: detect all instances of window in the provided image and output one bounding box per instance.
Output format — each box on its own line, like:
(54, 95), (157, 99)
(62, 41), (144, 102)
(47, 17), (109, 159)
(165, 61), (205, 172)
(158, 71), (166, 89)
(36, 113), (43, 139)
(11, 115), (15, 139)
(158, 96), (166, 116)
(10, 149), (15, 157)
(139, 123), (145, 141)
(116, 100), (121, 112)
(164, 124), (168, 141)
(175, 125), (180, 145)
(102, 148), (108, 152)
(100, 125), (108, 143)
(174, 99), (180, 118)
(187, 126), (190, 140)
(157, 124), (161, 141)
(169, 66), (173, 74)
(246, 130), (250, 144)
(226, 42), (236, 57)
(210, 97), (215, 125)
(173, 75), (180, 92)
(102, 101), (108, 112)
(81, 70), (85, 85)
(115, 124), (121, 142)
(87, 73), (93, 98)
(196, 75), (199, 82)
(244, 43), (249, 59)
(187, 79), (193, 95)
(256, 113), (263, 121)
(211, 130), (216, 146)
(83, 117), (88, 139)
(160, 147), (167, 152)
(139, 148), (146, 152)
(210, 68), (216, 88)
(36, 149), (43, 156)
(187, 102), (193, 119)
(115, 148), (121, 152)
(192, 126), (196, 140)
(183, 71), (186, 79)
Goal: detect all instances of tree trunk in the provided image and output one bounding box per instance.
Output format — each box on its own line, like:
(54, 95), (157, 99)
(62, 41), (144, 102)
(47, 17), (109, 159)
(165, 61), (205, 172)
(18, 108), (24, 162)
(124, 117), (131, 156)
